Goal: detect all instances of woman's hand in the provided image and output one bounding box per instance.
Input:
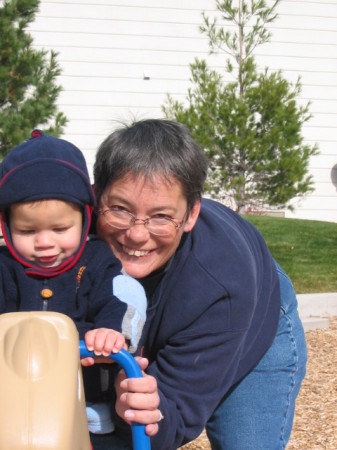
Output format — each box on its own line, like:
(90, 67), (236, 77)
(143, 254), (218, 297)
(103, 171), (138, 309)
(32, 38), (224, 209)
(115, 357), (162, 437)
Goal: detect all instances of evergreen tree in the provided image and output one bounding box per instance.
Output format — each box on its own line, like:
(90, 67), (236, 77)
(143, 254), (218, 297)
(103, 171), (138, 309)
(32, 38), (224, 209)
(163, 0), (318, 213)
(0, 0), (67, 158)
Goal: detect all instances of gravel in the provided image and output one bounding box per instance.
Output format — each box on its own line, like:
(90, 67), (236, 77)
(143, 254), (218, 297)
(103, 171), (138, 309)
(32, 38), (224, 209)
(180, 317), (337, 450)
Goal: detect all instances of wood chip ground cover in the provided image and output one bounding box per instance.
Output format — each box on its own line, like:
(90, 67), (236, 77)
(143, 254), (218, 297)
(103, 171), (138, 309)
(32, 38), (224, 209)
(180, 317), (337, 450)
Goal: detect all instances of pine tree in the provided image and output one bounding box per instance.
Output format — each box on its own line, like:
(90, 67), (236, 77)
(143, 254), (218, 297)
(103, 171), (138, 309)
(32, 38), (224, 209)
(0, 0), (67, 158)
(163, 0), (318, 213)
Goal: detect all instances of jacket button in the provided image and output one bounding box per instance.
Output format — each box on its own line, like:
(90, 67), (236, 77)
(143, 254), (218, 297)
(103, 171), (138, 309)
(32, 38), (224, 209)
(40, 288), (53, 299)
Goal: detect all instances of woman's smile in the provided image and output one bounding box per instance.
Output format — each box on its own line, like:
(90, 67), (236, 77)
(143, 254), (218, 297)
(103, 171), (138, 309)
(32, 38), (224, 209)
(96, 173), (199, 279)
(122, 245), (150, 257)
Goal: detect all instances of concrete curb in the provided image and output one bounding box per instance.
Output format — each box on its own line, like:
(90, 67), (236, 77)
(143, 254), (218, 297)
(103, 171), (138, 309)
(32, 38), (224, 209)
(297, 292), (337, 331)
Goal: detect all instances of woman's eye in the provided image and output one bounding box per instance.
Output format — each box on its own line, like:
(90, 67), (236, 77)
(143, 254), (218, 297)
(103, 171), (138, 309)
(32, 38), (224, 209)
(153, 214), (172, 220)
(110, 205), (127, 212)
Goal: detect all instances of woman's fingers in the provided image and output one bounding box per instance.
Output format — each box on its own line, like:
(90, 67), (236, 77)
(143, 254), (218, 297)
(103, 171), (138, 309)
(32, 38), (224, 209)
(145, 423), (159, 436)
(120, 374), (158, 395)
(115, 369), (161, 436)
(134, 356), (149, 371)
(124, 408), (163, 427)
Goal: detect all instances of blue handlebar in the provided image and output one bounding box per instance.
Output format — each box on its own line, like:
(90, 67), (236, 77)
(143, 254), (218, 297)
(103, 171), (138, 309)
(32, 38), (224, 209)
(79, 341), (151, 450)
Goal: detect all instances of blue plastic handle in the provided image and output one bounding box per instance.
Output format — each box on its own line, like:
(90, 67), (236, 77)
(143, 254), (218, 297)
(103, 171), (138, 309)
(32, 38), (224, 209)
(79, 341), (151, 450)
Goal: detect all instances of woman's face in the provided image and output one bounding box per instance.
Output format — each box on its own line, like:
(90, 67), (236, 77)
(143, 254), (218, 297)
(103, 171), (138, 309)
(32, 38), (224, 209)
(96, 173), (200, 279)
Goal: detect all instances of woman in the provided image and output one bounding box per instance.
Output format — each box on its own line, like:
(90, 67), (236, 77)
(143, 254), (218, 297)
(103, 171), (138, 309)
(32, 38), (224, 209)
(92, 119), (307, 450)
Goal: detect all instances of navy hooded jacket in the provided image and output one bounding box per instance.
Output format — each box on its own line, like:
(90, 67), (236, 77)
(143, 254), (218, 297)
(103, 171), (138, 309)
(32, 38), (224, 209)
(0, 131), (147, 399)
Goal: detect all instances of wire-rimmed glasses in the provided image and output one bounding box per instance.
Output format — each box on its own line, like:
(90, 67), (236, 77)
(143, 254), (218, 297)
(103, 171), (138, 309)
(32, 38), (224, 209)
(98, 208), (186, 237)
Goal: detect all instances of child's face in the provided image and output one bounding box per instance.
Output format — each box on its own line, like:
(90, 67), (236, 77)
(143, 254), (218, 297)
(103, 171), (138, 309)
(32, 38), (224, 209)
(9, 199), (83, 268)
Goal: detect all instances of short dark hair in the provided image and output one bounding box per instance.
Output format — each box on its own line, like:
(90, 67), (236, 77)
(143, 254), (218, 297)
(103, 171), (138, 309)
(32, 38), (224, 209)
(94, 119), (209, 210)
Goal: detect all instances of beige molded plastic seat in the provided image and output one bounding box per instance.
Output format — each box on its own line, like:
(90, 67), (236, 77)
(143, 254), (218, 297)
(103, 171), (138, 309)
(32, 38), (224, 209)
(0, 311), (91, 449)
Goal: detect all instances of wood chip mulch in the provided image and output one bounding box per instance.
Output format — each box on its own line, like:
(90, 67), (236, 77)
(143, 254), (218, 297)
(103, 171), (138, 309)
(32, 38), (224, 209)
(180, 317), (337, 450)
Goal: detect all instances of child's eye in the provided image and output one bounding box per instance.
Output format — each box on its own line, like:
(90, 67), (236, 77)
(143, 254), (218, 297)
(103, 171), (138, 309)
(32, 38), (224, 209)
(20, 230), (35, 235)
(53, 227), (69, 233)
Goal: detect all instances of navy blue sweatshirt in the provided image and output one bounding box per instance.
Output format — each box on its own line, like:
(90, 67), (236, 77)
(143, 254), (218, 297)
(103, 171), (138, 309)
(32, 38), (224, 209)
(132, 199), (281, 449)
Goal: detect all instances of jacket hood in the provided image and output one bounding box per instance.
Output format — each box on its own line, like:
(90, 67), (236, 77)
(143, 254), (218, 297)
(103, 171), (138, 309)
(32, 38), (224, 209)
(0, 130), (95, 277)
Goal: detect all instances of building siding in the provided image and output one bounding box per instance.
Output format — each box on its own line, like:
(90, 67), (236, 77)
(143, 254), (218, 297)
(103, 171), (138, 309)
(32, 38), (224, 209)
(27, 0), (337, 221)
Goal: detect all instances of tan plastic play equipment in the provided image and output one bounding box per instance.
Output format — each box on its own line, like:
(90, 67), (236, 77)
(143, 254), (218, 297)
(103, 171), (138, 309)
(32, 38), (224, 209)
(0, 311), (91, 450)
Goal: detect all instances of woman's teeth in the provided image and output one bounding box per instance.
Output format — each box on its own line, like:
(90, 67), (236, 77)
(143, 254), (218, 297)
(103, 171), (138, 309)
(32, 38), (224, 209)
(123, 246), (149, 257)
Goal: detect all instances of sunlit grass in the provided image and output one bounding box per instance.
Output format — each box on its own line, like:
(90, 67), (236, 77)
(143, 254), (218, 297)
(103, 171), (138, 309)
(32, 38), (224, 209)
(245, 215), (337, 293)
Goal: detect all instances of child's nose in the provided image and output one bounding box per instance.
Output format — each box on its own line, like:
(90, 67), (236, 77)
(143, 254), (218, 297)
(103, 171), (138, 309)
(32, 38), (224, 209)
(35, 231), (53, 248)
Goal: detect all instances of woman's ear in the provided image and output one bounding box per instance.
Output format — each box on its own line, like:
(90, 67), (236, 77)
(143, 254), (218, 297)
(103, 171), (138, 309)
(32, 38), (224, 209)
(183, 199), (201, 233)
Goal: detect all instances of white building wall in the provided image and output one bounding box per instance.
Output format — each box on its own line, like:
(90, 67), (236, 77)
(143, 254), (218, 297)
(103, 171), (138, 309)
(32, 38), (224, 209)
(28, 0), (337, 221)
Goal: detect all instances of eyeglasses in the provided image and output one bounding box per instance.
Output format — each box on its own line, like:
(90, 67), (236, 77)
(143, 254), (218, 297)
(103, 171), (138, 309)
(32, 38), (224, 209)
(98, 208), (186, 237)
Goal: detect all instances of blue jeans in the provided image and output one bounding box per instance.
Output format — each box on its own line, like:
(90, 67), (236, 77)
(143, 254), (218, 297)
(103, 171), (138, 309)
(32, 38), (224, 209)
(205, 262), (307, 450)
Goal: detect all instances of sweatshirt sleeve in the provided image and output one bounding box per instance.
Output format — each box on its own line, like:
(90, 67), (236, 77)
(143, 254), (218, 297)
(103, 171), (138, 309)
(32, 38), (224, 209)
(147, 297), (247, 450)
(0, 263), (7, 313)
(0, 254), (18, 313)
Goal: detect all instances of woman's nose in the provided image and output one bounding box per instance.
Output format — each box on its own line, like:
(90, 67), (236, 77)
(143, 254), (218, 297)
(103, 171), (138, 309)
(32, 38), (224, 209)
(125, 222), (150, 242)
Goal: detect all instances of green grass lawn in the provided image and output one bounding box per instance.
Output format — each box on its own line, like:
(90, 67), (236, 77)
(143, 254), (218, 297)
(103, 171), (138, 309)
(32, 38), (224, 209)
(245, 215), (337, 294)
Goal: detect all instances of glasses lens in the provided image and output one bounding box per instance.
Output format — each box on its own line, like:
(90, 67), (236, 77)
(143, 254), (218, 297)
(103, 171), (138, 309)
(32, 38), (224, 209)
(101, 209), (182, 236)
(146, 218), (178, 236)
(103, 210), (132, 229)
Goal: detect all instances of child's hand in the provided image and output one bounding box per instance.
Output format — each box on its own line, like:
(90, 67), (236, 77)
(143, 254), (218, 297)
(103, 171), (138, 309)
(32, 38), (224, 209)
(86, 328), (125, 355)
(81, 328), (126, 367)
